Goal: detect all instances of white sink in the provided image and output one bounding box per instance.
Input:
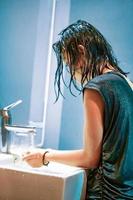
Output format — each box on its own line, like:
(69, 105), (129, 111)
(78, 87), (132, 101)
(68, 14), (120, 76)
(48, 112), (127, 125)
(0, 153), (86, 200)
(0, 153), (82, 176)
(0, 153), (14, 165)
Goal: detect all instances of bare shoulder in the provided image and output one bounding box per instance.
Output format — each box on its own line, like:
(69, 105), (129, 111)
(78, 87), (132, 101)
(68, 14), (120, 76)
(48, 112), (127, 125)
(83, 88), (105, 132)
(83, 88), (104, 112)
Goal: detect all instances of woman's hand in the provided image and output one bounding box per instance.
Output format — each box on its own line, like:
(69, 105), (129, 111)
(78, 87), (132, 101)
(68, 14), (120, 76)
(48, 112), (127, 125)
(22, 151), (44, 168)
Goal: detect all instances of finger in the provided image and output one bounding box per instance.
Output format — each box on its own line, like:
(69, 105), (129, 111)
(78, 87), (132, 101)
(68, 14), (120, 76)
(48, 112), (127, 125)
(22, 154), (33, 160)
(23, 157), (35, 162)
(22, 153), (42, 160)
(22, 155), (35, 160)
(26, 160), (42, 168)
(26, 151), (31, 154)
(22, 151), (30, 157)
(22, 152), (35, 157)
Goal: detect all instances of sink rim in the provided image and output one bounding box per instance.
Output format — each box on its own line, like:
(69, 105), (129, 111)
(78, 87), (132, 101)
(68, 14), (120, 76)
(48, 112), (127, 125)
(0, 153), (84, 178)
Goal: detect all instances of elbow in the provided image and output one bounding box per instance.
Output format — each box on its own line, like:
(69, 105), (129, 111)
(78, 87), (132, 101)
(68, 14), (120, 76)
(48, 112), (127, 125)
(78, 161), (99, 169)
(78, 151), (100, 169)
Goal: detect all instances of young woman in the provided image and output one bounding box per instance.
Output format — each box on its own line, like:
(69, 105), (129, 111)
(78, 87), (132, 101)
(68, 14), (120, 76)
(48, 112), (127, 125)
(23, 20), (133, 199)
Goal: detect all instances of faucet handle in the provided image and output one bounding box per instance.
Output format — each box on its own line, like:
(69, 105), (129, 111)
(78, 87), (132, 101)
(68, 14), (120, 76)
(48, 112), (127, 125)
(3, 100), (22, 111)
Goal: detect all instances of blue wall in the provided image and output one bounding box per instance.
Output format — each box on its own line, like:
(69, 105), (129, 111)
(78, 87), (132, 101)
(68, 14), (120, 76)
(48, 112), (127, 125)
(0, 0), (39, 124)
(59, 0), (133, 150)
(0, 0), (71, 149)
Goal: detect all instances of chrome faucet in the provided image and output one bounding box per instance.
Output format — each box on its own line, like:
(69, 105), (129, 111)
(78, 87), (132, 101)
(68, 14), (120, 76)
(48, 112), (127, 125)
(0, 100), (36, 153)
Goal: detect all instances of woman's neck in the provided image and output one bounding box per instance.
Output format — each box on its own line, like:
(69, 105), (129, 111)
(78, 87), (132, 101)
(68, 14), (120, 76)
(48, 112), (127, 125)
(102, 64), (115, 74)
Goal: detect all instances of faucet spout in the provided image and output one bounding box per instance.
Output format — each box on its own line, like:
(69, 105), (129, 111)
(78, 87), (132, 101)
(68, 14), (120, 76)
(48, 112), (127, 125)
(5, 125), (36, 134)
(3, 100), (22, 111)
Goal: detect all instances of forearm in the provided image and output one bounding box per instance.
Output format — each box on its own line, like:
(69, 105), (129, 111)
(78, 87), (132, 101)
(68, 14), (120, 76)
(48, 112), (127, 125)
(23, 148), (100, 168)
(45, 149), (92, 168)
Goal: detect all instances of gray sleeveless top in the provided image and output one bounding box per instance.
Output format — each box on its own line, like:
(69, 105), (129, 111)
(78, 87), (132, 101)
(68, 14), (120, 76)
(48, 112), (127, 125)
(83, 72), (133, 199)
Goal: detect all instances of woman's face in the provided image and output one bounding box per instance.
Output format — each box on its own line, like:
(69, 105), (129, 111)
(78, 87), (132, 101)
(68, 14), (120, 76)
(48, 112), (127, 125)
(62, 45), (87, 83)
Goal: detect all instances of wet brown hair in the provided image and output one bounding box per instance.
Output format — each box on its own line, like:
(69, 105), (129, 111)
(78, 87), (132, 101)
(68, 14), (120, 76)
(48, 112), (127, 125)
(53, 20), (127, 101)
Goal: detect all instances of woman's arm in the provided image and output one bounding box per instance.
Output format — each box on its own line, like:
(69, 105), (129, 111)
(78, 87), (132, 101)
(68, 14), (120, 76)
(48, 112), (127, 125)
(23, 89), (104, 168)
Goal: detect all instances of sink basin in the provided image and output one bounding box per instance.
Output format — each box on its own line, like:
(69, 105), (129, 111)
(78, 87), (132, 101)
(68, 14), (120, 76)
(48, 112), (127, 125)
(0, 153), (82, 176)
(0, 153), (86, 200)
(0, 153), (14, 165)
